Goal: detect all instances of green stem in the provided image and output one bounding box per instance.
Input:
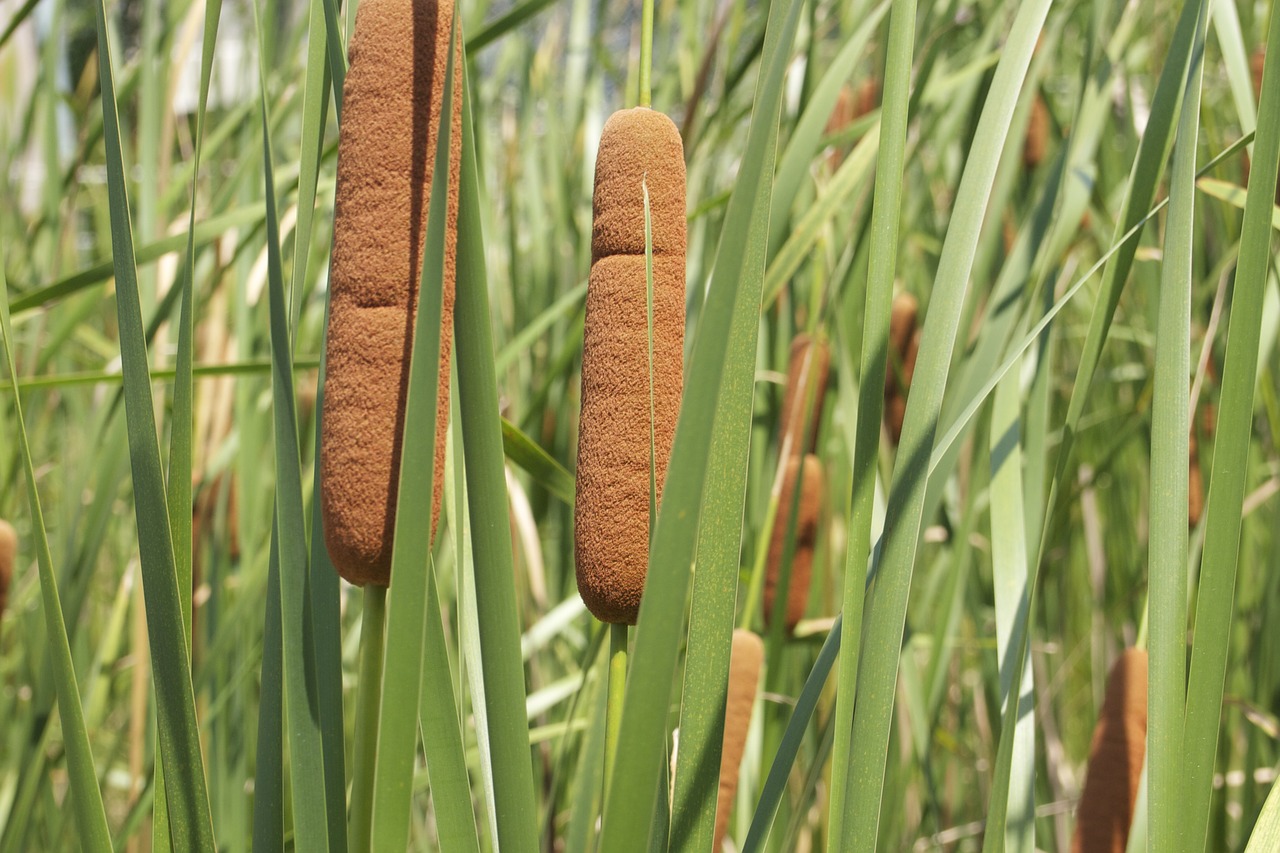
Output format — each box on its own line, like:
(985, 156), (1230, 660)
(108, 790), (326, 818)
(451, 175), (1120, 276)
(605, 622), (629, 803)
(348, 585), (387, 853)
(639, 0), (654, 107)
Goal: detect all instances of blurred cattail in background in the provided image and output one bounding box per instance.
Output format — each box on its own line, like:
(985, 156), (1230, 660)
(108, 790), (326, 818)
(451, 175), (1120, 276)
(778, 333), (830, 458)
(319, 0), (462, 587)
(714, 629), (764, 850)
(764, 454), (824, 632)
(574, 107), (686, 625)
(1071, 648), (1148, 853)
(0, 520), (15, 630)
(884, 291), (921, 446)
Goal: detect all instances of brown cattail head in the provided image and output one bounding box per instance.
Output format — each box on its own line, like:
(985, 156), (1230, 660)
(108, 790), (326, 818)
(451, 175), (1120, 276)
(779, 334), (831, 458)
(1071, 648), (1148, 853)
(885, 292), (920, 445)
(1023, 94), (1050, 169)
(825, 81), (879, 170)
(575, 108), (686, 624)
(764, 454), (824, 632)
(714, 629), (764, 850)
(0, 519), (15, 625)
(320, 0), (462, 587)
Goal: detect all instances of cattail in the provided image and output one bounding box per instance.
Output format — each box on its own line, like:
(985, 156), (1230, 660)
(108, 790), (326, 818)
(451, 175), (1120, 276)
(574, 108), (686, 624)
(885, 291), (920, 445)
(778, 334), (830, 458)
(320, 0), (462, 587)
(0, 520), (15, 628)
(1071, 648), (1148, 853)
(714, 629), (764, 850)
(1023, 94), (1050, 169)
(825, 80), (879, 170)
(764, 454), (824, 632)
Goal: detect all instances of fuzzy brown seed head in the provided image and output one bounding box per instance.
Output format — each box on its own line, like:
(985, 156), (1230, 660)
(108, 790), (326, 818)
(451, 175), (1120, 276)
(575, 108), (686, 625)
(1071, 648), (1148, 853)
(320, 0), (462, 587)
(779, 334), (830, 458)
(0, 519), (16, 623)
(764, 454), (824, 632)
(715, 629), (764, 850)
(591, 108), (687, 259)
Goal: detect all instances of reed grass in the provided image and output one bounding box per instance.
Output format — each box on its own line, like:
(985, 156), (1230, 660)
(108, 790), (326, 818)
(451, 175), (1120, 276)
(3, 0), (1280, 850)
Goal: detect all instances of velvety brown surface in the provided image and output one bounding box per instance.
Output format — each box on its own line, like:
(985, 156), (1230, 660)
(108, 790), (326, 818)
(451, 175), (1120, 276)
(0, 520), (15, 625)
(764, 454), (824, 632)
(714, 629), (764, 850)
(575, 107), (686, 625)
(574, 255), (685, 624)
(320, 0), (462, 587)
(1071, 648), (1148, 853)
(779, 334), (830, 458)
(591, 108), (687, 259)
(885, 292), (920, 446)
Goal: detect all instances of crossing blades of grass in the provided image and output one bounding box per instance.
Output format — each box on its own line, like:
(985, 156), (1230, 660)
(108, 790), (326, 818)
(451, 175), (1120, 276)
(0, 240), (112, 853)
(90, 1), (216, 846)
(253, 1), (332, 846)
(455, 61), (541, 851)
(1182, 4), (1280, 850)
(842, 2), (1049, 849)
(827, 0), (916, 847)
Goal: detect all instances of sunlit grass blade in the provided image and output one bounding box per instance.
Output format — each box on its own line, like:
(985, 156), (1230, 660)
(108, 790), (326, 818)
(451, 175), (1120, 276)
(367, 16), (456, 850)
(827, 0), (916, 846)
(0, 244), (112, 853)
(454, 60), (541, 851)
(984, 361), (1035, 853)
(598, 0), (804, 845)
(1244, 770), (1280, 853)
(90, 1), (216, 846)
(253, 2), (332, 846)
(1148, 2), (1207, 848)
(843, 2), (1049, 848)
(1182, 5), (1280, 850)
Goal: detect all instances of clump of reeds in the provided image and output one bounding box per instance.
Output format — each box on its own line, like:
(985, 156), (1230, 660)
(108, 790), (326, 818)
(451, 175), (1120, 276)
(574, 107), (686, 624)
(1071, 648), (1148, 853)
(884, 291), (921, 446)
(714, 629), (764, 849)
(0, 519), (15, 628)
(319, 0), (462, 587)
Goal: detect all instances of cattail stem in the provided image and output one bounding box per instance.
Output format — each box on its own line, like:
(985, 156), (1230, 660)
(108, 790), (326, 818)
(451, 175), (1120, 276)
(639, 0), (654, 107)
(348, 586), (386, 853)
(605, 623), (628, 800)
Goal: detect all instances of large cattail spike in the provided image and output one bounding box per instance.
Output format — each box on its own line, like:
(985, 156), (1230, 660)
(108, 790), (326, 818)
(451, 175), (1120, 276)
(320, 0), (462, 587)
(764, 454), (824, 632)
(714, 629), (764, 850)
(574, 108), (686, 625)
(1071, 648), (1148, 853)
